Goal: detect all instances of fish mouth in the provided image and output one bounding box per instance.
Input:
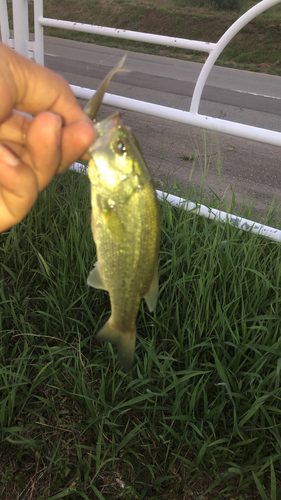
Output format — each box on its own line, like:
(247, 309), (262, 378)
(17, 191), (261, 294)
(89, 134), (110, 153)
(88, 112), (123, 154)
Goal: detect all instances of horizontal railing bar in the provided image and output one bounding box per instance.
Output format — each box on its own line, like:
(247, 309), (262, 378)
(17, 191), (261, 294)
(38, 16), (215, 53)
(71, 84), (281, 147)
(156, 191), (281, 242)
(70, 162), (281, 242)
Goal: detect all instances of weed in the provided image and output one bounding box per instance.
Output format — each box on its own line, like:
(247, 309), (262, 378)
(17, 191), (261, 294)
(1, 169), (281, 498)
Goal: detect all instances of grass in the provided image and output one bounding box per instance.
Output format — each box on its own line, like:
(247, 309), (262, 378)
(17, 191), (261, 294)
(1, 167), (281, 499)
(23, 0), (281, 75)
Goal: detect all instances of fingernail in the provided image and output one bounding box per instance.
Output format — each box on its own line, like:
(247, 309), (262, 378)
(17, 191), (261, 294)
(0, 145), (20, 167)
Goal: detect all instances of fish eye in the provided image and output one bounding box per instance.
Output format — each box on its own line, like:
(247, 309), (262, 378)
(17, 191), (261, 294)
(114, 138), (128, 156)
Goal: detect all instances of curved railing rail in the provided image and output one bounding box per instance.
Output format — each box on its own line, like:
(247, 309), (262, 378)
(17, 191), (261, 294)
(1, 0), (281, 241)
(190, 0), (281, 114)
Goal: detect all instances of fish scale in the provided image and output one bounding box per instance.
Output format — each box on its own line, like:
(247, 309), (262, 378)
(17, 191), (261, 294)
(96, 187), (157, 307)
(85, 57), (160, 370)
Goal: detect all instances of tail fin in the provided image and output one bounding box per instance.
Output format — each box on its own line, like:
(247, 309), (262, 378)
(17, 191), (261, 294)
(96, 319), (136, 371)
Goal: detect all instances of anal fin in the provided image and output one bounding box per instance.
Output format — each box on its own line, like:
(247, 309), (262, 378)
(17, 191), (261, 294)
(87, 262), (107, 290)
(144, 266), (159, 312)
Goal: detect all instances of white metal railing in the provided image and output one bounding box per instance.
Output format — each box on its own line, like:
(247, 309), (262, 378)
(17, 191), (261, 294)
(1, 0), (281, 241)
(1, 0), (281, 145)
(70, 162), (281, 242)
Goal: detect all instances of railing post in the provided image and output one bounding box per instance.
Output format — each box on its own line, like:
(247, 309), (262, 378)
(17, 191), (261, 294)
(34, 0), (44, 65)
(12, 0), (29, 58)
(0, 0), (13, 48)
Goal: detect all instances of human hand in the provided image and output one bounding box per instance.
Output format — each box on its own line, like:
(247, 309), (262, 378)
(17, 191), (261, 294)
(0, 42), (96, 232)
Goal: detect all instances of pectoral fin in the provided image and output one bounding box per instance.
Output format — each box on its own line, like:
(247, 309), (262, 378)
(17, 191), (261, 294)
(97, 319), (136, 371)
(103, 210), (126, 242)
(144, 266), (159, 312)
(87, 262), (107, 290)
(97, 195), (126, 242)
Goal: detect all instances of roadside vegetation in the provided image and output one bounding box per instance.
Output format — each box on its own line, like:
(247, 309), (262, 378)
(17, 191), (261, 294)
(2, 1), (281, 499)
(1, 168), (281, 499)
(25, 0), (281, 75)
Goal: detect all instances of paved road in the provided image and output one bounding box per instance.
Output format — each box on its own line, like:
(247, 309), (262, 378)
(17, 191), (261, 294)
(44, 36), (281, 220)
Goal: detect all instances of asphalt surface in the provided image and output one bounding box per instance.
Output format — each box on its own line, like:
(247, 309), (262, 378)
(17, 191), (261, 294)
(44, 36), (281, 219)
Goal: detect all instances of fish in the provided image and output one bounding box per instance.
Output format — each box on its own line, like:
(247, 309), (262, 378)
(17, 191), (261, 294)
(85, 56), (160, 371)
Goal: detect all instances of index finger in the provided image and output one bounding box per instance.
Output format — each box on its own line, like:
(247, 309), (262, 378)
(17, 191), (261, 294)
(0, 42), (90, 125)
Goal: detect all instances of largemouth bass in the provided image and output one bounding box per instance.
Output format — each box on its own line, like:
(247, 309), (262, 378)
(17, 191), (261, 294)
(85, 57), (160, 371)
